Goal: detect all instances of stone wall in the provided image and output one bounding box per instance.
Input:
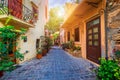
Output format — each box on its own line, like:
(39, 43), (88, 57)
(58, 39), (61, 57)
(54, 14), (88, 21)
(108, 3), (120, 57)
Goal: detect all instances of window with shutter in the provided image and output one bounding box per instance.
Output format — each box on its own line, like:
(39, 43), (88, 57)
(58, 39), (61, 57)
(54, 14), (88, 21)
(74, 27), (79, 41)
(36, 39), (40, 49)
(67, 32), (70, 41)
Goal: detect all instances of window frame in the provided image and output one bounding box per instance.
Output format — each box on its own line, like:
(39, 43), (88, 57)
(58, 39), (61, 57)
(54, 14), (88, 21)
(67, 31), (70, 41)
(74, 27), (80, 42)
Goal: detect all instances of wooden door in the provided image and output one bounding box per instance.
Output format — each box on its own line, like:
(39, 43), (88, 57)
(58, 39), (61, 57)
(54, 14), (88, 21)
(86, 17), (101, 64)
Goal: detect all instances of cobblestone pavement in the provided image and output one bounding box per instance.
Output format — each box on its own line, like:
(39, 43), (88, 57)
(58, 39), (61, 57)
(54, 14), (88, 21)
(1, 47), (97, 80)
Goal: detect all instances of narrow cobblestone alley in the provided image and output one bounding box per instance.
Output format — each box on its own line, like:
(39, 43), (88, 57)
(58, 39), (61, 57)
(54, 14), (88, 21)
(1, 47), (96, 80)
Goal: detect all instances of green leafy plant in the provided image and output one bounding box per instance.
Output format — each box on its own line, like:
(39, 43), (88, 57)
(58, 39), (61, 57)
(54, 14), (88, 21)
(61, 42), (70, 50)
(95, 58), (120, 80)
(62, 40), (80, 51)
(68, 40), (74, 49)
(0, 61), (15, 71)
(45, 7), (64, 33)
(37, 48), (42, 54)
(73, 46), (81, 51)
(115, 50), (120, 60)
(14, 49), (24, 61)
(0, 25), (26, 72)
(43, 36), (53, 50)
(21, 36), (27, 42)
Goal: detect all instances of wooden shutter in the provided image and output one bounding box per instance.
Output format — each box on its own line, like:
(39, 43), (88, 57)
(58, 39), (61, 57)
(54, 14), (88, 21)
(75, 27), (79, 41)
(36, 39), (40, 49)
(67, 32), (70, 41)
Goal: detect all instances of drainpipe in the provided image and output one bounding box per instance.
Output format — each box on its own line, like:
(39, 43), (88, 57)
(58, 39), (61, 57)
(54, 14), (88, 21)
(104, 0), (108, 60)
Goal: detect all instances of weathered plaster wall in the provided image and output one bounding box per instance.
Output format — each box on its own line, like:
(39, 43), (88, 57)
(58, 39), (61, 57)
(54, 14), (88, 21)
(17, 0), (47, 63)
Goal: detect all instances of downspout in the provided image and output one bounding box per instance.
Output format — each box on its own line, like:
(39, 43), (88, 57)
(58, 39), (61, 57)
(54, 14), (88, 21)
(104, 0), (108, 60)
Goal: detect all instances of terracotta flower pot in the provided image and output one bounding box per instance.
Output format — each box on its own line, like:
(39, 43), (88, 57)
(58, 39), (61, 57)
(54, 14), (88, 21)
(0, 71), (3, 78)
(36, 54), (42, 59)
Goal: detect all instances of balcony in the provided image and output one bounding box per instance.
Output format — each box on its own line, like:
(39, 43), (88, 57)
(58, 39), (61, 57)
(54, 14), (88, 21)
(0, 0), (37, 29)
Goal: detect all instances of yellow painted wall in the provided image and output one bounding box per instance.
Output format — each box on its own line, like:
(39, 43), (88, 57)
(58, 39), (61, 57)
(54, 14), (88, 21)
(64, 3), (78, 21)
(63, 1), (106, 59)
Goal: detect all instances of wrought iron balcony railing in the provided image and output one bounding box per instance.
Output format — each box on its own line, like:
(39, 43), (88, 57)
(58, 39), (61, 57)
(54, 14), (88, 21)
(0, 0), (35, 24)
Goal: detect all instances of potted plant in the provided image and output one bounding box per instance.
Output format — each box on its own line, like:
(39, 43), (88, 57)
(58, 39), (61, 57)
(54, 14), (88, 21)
(41, 36), (53, 56)
(0, 25), (25, 77)
(72, 46), (81, 57)
(61, 43), (69, 50)
(42, 41), (47, 56)
(36, 48), (42, 59)
(45, 36), (53, 52)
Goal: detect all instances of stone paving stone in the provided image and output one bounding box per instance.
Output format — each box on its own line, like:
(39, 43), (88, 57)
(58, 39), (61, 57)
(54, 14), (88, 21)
(0, 47), (97, 80)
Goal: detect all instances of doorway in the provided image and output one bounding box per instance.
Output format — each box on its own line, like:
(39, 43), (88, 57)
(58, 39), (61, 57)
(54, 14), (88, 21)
(86, 17), (101, 63)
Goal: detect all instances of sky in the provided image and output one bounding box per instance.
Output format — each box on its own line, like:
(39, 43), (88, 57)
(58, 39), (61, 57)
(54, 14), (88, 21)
(49, 0), (72, 9)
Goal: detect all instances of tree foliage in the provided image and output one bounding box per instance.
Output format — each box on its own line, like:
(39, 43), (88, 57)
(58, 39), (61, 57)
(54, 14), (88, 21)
(45, 7), (64, 33)
(53, 32), (59, 40)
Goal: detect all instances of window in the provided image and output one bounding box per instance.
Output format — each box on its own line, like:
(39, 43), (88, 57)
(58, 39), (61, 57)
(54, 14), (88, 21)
(74, 27), (80, 41)
(36, 39), (40, 49)
(87, 18), (100, 27)
(31, 2), (38, 21)
(67, 32), (70, 41)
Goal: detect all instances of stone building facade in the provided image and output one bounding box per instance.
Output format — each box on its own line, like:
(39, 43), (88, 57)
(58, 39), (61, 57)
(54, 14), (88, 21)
(107, 1), (120, 57)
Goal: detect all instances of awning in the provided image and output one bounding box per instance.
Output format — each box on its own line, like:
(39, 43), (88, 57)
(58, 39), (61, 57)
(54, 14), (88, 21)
(0, 15), (34, 29)
(62, 0), (104, 28)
